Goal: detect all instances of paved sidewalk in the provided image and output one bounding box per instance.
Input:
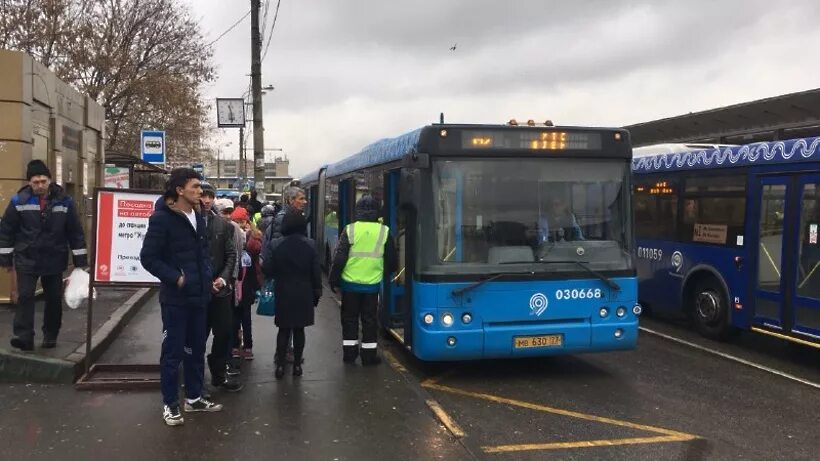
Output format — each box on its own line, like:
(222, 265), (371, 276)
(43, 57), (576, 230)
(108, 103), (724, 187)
(0, 288), (153, 383)
(0, 290), (471, 460)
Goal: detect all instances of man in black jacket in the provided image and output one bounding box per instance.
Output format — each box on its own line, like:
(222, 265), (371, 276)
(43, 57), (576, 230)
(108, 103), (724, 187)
(0, 160), (88, 351)
(200, 184), (241, 392)
(140, 168), (222, 427)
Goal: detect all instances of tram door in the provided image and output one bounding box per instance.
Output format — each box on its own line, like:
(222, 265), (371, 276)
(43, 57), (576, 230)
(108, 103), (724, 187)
(753, 174), (820, 338)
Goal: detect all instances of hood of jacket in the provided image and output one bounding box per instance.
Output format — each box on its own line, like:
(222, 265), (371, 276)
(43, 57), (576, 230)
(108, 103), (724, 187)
(261, 205), (276, 217)
(354, 196), (379, 222)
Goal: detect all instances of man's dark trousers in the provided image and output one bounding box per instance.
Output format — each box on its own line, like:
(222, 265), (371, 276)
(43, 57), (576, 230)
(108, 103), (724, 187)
(340, 291), (378, 361)
(14, 271), (63, 342)
(160, 302), (207, 406)
(206, 294), (233, 382)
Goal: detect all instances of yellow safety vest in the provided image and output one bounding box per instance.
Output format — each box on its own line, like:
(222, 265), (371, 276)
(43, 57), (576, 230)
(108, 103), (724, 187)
(341, 221), (389, 285)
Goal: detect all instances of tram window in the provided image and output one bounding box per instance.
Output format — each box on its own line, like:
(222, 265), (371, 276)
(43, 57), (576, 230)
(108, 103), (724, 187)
(797, 184), (820, 300)
(679, 196), (746, 246)
(634, 178), (678, 240)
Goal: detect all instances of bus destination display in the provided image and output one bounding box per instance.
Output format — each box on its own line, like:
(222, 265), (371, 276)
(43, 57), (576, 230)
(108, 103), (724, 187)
(462, 130), (602, 151)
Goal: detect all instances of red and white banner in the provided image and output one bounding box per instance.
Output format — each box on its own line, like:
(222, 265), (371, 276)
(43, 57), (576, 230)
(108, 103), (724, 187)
(94, 190), (162, 284)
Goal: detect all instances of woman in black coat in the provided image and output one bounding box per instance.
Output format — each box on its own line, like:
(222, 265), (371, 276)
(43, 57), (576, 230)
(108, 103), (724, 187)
(261, 211), (322, 378)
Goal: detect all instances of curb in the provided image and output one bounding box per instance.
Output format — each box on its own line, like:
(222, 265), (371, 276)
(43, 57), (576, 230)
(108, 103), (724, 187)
(0, 288), (154, 384)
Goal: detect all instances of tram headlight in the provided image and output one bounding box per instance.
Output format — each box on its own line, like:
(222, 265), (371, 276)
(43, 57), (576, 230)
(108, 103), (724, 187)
(616, 306), (627, 318)
(614, 328), (624, 338)
(461, 313), (472, 324)
(423, 313), (434, 325)
(447, 336), (457, 347)
(599, 307), (609, 318)
(442, 313), (454, 327)
(633, 304), (643, 316)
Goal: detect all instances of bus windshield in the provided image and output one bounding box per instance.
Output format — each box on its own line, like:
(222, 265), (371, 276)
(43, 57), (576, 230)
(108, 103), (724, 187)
(422, 158), (632, 276)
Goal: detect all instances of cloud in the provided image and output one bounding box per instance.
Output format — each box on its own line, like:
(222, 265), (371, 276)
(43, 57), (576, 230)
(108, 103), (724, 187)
(188, 0), (820, 177)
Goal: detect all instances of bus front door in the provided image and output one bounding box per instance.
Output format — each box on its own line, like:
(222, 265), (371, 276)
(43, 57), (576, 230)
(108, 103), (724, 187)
(753, 175), (820, 342)
(382, 170), (412, 347)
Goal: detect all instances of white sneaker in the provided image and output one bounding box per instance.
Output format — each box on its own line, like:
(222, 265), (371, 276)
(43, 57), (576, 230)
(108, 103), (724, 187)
(163, 405), (184, 426)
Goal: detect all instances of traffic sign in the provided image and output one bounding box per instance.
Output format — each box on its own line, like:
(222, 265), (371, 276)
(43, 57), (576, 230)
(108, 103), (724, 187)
(192, 163), (205, 178)
(141, 130), (165, 165)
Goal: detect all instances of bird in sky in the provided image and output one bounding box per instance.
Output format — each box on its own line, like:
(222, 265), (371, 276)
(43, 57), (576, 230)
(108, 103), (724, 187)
(450, 43), (457, 51)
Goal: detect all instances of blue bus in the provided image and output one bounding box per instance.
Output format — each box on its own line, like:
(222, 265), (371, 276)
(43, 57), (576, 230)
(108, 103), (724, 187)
(632, 138), (820, 347)
(302, 123), (640, 360)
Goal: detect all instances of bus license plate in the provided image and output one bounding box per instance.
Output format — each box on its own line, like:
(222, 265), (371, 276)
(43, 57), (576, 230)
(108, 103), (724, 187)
(514, 334), (563, 349)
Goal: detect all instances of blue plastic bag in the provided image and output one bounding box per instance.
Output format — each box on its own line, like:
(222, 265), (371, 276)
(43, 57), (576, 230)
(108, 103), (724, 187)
(256, 280), (275, 316)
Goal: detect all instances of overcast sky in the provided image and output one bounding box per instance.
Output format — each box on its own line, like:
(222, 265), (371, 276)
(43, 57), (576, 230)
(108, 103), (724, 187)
(186, 0), (820, 177)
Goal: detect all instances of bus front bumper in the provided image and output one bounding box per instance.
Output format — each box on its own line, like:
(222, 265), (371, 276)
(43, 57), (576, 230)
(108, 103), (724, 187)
(413, 320), (639, 361)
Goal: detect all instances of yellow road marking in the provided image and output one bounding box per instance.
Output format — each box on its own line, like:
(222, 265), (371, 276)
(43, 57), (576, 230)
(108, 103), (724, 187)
(382, 349), (407, 373)
(384, 352), (464, 438)
(426, 399), (466, 438)
(422, 381), (698, 453)
(483, 435), (692, 453)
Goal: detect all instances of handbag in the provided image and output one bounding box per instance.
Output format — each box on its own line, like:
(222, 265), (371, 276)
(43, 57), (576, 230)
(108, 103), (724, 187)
(255, 280), (275, 316)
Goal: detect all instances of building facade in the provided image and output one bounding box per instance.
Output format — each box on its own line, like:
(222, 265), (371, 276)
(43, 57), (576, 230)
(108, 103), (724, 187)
(205, 156), (292, 201)
(0, 49), (105, 303)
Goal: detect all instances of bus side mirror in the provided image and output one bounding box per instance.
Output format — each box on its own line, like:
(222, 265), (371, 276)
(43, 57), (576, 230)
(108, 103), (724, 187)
(400, 168), (421, 208)
(402, 152), (430, 169)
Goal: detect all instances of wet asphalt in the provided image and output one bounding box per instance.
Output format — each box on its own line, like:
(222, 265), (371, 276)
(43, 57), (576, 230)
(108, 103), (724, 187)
(1, 290), (818, 460)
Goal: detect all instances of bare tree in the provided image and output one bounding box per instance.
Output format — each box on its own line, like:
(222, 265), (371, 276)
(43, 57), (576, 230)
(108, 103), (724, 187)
(0, 0), (215, 162)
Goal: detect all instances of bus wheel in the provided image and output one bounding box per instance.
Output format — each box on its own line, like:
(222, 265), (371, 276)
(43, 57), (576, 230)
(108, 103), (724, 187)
(692, 278), (732, 340)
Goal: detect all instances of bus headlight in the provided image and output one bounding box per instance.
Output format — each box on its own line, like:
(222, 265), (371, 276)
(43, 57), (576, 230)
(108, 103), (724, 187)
(599, 307), (609, 318)
(442, 313), (454, 327)
(423, 314), (434, 325)
(633, 304), (643, 316)
(616, 306), (627, 318)
(461, 313), (472, 324)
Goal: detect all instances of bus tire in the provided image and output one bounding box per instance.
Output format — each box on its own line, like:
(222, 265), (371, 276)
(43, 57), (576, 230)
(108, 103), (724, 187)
(691, 278), (733, 341)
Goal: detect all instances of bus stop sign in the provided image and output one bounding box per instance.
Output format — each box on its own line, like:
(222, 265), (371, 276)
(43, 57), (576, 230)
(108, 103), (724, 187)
(141, 130), (165, 165)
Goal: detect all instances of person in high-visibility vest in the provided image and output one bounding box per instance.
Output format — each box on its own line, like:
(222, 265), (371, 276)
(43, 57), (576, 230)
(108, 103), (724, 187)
(329, 196), (397, 365)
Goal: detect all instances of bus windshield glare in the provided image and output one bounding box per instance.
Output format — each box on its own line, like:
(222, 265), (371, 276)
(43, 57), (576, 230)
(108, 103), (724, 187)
(423, 158), (632, 275)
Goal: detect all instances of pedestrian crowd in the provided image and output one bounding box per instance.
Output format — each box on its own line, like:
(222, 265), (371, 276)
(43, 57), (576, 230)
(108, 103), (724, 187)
(1, 162), (396, 428)
(138, 168), (395, 426)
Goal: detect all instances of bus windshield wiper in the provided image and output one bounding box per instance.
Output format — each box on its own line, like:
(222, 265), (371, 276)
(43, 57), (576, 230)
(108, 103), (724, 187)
(451, 270), (534, 297)
(500, 260), (621, 291)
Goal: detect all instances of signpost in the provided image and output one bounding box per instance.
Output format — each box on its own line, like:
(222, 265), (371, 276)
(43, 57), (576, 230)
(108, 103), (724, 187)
(94, 190), (162, 284)
(192, 163), (205, 179)
(76, 188), (162, 390)
(140, 130), (166, 166)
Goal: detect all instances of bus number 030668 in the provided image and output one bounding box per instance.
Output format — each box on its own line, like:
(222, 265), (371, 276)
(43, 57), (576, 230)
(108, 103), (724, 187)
(555, 288), (603, 300)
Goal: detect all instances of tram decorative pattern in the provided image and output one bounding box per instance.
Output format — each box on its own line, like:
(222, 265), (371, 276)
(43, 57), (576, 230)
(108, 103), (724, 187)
(632, 137), (820, 173)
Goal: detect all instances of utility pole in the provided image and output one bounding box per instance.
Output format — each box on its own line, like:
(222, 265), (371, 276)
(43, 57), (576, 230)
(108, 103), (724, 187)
(239, 126), (245, 182)
(250, 0), (266, 196)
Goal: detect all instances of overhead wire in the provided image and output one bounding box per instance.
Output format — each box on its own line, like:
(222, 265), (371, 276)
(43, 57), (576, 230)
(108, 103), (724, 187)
(206, 9), (252, 47)
(261, 0), (282, 62)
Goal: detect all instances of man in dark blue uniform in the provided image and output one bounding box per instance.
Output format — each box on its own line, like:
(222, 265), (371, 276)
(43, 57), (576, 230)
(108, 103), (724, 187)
(140, 168), (222, 427)
(0, 160), (88, 351)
